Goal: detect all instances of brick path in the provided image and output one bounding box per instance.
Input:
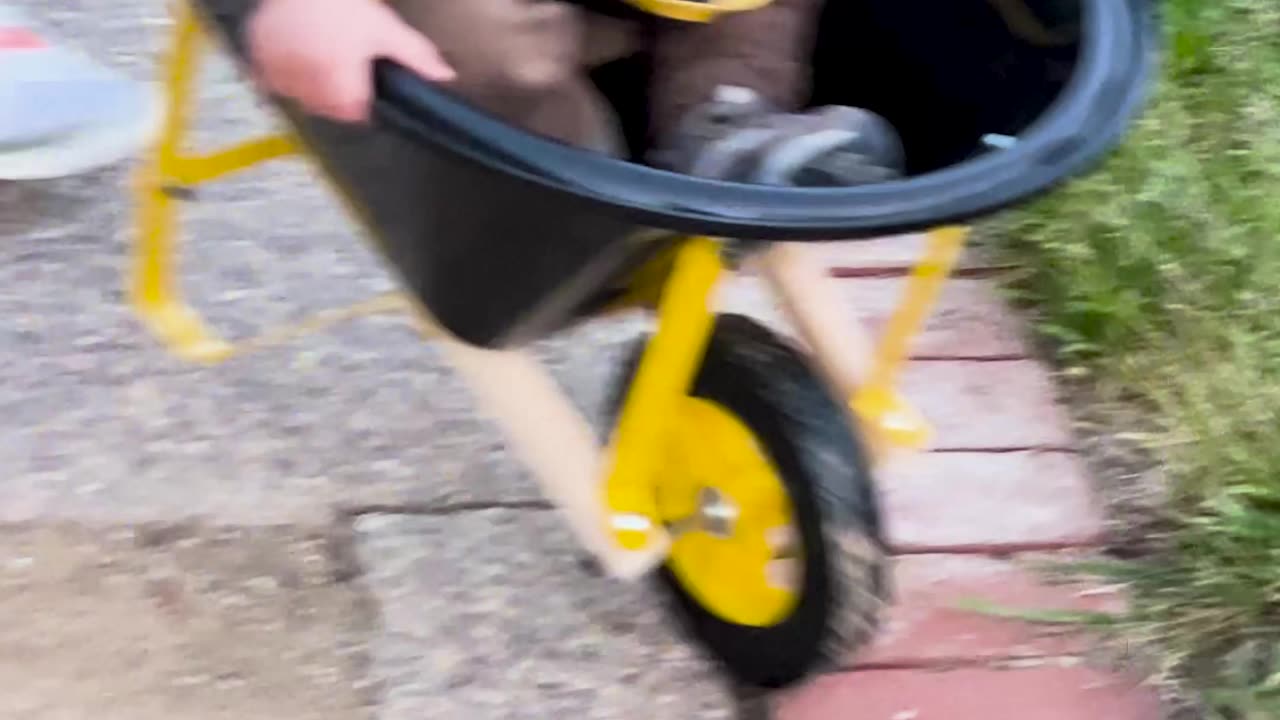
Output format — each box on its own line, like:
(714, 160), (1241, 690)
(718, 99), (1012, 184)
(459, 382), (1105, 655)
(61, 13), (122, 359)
(754, 239), (1164, 720)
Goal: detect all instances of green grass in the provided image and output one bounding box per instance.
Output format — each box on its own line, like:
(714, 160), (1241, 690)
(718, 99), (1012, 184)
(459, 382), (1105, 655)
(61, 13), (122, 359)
(989, 0), (1280, 715)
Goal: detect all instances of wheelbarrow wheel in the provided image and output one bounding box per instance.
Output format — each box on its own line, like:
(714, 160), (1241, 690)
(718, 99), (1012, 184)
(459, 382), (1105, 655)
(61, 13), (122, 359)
(606, 313), (889, 688)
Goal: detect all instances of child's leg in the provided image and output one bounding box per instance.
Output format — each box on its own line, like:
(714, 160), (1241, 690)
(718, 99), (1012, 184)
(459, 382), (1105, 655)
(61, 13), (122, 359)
(393, 0), (635, 154)
(648, 0), (906, 186)
(648, 0), (818, 143)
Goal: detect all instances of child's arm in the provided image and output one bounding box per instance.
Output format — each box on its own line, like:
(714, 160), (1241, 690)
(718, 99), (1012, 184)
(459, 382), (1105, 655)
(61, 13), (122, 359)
(246, 0), (455, 123)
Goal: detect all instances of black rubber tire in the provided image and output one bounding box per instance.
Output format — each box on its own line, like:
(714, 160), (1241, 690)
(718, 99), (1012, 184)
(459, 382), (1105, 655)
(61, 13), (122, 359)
(606, 313), (890, 689)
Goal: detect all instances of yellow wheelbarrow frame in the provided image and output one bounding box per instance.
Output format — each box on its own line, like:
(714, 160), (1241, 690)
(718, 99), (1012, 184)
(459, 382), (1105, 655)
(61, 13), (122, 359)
(130, 2), (968, 580)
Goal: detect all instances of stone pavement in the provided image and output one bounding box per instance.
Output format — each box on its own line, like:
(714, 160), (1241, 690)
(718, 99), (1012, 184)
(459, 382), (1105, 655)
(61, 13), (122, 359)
(1, 2), (1165, 719)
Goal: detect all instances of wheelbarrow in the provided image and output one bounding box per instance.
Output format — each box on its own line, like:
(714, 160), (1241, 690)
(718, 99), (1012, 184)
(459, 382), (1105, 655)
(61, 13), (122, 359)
(128, 0), (1156, 690)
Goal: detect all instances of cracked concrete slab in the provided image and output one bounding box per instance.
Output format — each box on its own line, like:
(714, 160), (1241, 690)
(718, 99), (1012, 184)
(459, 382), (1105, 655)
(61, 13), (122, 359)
(354, 510), (738, 720)
(1, 0), (651, 526)
(4, 3), (735, 718)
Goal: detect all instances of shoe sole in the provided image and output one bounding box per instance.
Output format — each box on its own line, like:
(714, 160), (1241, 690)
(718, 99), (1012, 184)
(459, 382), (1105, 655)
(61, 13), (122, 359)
(0, 81), (164, 181)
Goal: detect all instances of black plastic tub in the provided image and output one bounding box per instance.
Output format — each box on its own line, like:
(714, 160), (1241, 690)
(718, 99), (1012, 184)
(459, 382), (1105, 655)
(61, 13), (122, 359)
(196, 0), (1157, 348)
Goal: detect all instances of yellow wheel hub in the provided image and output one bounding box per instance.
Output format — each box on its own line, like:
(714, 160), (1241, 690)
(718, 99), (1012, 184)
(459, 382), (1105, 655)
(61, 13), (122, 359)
(659, 397), (801, 627)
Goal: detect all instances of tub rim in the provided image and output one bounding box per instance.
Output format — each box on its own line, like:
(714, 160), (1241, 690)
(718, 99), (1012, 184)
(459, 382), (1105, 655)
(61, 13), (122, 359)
(371, 0), (1158, 241)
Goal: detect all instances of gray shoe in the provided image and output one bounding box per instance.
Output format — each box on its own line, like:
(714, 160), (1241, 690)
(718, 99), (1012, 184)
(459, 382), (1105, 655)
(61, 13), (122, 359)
(651, 85), (906, 187)
(0, 4), (162, 180)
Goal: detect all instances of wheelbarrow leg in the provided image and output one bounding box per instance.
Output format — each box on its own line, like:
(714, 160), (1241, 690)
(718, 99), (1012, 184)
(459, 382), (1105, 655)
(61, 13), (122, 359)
(130, 1), (301, 363)
(853, 227), (968, 449)
(129, 3), (232, 363)
(758, 228), (969, 460)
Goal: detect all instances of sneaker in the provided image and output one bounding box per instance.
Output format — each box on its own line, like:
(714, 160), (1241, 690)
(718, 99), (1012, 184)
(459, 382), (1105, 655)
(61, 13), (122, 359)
(651, 85), (906, 187)
(0, 4), (162, 180)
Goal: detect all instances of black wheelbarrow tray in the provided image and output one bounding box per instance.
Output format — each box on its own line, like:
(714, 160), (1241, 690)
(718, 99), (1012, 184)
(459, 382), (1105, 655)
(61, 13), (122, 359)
(128, 0), (1157, 691)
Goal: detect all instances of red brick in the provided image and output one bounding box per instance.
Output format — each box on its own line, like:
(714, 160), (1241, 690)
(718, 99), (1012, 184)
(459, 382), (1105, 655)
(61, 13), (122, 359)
(0, 28), (48, 50)
(716, 286), (1068, 448)
(900, 361), (1074, 449)
(716, 277), (1027, 359)
(717, 284), (1070, 448)
(854, 554), (1126, 667)
(878, 452), (1103, 551)
(776, 666), (1163, 720)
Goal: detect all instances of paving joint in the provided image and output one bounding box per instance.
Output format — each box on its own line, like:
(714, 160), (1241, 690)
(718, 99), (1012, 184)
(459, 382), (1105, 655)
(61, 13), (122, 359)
(909, 353), (1032, 362)
(889, 539), (1106, 555)
(828, 266), (1017, 279)
(336, 498), (555, 519)
(926, 445), (1079, 453)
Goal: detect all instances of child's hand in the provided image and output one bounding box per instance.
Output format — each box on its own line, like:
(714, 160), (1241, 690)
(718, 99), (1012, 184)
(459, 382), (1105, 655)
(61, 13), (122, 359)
(247, 0), (455, 123)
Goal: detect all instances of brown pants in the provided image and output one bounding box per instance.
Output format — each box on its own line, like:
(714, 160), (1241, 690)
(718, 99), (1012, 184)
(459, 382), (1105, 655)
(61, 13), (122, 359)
(392, 0), (823, 155)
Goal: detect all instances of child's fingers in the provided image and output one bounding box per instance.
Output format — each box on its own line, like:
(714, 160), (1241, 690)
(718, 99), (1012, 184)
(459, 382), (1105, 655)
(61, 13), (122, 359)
(387, 22), (456, 83)
(313, 61), (374, 123)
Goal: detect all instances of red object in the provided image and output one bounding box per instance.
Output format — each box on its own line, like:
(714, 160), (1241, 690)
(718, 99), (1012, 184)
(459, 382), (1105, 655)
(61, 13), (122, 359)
(855, 554), (1127, 667)
(0, 27), (48, 50)
(778, 666), (1164, 720)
